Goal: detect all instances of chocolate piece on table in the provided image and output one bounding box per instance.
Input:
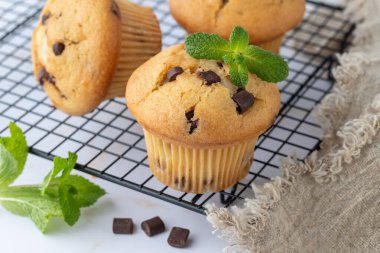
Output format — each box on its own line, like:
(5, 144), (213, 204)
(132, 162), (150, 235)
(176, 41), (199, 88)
(167, 227), (190, 248)
(232, 89), (255, 114)
(53, 42), (65, 56)
(197, 71), (221, 85)
(141, 216), (165, 237)
(113, 218), (134, 234)
(166, 67), (184, 82)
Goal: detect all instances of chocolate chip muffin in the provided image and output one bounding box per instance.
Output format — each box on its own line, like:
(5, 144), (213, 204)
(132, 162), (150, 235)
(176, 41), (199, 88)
(126, 44), (280, 193)
(32, 0), (162, 115)
(169, 0), (305, 53)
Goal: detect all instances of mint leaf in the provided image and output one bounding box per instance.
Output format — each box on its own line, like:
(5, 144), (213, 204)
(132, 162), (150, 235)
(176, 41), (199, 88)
(60, 175), (106, 208)
(40, 153), (105, 226)
(58, 184), (80, 226)
(229, 26), (249, 51)
(185, 26), (289, 86)
(0, 122), (28, 186)
(0, 186), (62, 232)
(41, 152), (77, 194)
(185, 33), (230, 60)
(0, 145), (18, 188)
(244, 45), (289, 83)
(0, 123), (106, 233)
(224, 54), (249, 88)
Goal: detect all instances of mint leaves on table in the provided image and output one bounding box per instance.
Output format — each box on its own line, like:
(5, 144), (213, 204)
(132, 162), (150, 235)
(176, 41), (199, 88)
(185, 26), (289, 87)
(0, 122), (105, 232)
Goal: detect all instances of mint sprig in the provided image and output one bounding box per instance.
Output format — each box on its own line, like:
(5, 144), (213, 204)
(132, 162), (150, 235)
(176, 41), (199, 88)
(185, 26), (289, 87)
(0, 122), (105, 232)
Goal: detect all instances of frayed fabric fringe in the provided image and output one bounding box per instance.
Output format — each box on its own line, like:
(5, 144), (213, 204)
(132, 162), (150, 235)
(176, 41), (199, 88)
(206, 1), (380, 251)
(207, 74), (380, 253)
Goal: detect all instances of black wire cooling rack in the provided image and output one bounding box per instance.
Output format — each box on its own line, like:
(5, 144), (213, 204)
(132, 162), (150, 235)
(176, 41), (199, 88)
(0, 0), (354, 214)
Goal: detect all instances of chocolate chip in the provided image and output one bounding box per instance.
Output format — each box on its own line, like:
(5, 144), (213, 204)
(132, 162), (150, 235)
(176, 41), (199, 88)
(141, 216), (165, 237)
(197, 71), (221, 85)
(47, 74), (56, 85)
(167, 227), (190, 248)
(111, 1), (121, 18)
(174, 177), (186, 188)
(38, 67), (56, 85)
(185, 109), (198, 134)
(217, 62), (224, 69)
(38, 68), (47, 85)
(113, 218), (134, 234)
(53, 42), (65, 56)
(185, 110), (194, 121)
(189, 119), (199, 134)
(203, 179), (214, 186)
(155, 159), (166, 171)
(41, 13), (51, 25)
(181, 177), (186, 188)
(166, 67), (184, 82)
(232, 89), (254, 114)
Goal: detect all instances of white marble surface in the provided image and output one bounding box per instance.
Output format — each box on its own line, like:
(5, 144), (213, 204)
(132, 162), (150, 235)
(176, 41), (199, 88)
(0, 154), (227, 253)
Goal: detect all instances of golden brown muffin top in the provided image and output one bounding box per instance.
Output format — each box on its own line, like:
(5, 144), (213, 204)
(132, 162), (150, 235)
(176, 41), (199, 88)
(32, 0), (122, 115)
(126, 44), (280, 147)
(169, 0), (306, 43)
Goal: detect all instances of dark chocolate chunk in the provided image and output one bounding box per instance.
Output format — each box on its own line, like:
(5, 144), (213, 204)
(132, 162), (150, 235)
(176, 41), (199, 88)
(47, 75), (56, 85)
(111, 1), (121, 18)
(232, 89), (254, 114)
(185, 109), (198, 134)
(185, 110), (194, 121)
(113, 218), (134, 234)
(189, 119), (199, 134)
(53, 42), (65, 56)
(167, 227), (190, 248)
(166, 67), (184, 82)
(38, 67), (56, 85)
(41, 13), (51, 25)
(38, 68), (48, 85)
(197, 71), (221, 85)
(141, 216), (165, 237)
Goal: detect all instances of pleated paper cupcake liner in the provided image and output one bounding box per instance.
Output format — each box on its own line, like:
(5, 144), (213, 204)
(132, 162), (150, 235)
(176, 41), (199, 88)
(144, 129), (257, 194)
(106, 0), (162, 99)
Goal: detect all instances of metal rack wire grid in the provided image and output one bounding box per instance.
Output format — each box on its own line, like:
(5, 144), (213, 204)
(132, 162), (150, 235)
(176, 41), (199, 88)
(0, 0), (353, 214)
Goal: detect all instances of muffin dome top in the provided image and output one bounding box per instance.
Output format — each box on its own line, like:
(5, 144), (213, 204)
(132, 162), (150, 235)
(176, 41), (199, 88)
(169, 0), (306, 43)
(32, 0), (122, 115)
(126, 44), (280, 147)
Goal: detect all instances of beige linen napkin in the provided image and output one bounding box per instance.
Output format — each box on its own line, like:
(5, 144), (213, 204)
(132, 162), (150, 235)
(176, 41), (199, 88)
(206, 0), (380, 252)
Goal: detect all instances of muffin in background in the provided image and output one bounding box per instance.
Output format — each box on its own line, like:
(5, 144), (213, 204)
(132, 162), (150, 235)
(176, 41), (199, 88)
(169, 0), (305, 53)
(126, 44), (281, 193)
(32, 0), (162, 116)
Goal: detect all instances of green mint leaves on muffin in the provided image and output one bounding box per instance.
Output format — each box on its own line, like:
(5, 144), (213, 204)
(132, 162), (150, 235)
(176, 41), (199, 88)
(185, 26), (289, 87)
(0, 122), (105, 232)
